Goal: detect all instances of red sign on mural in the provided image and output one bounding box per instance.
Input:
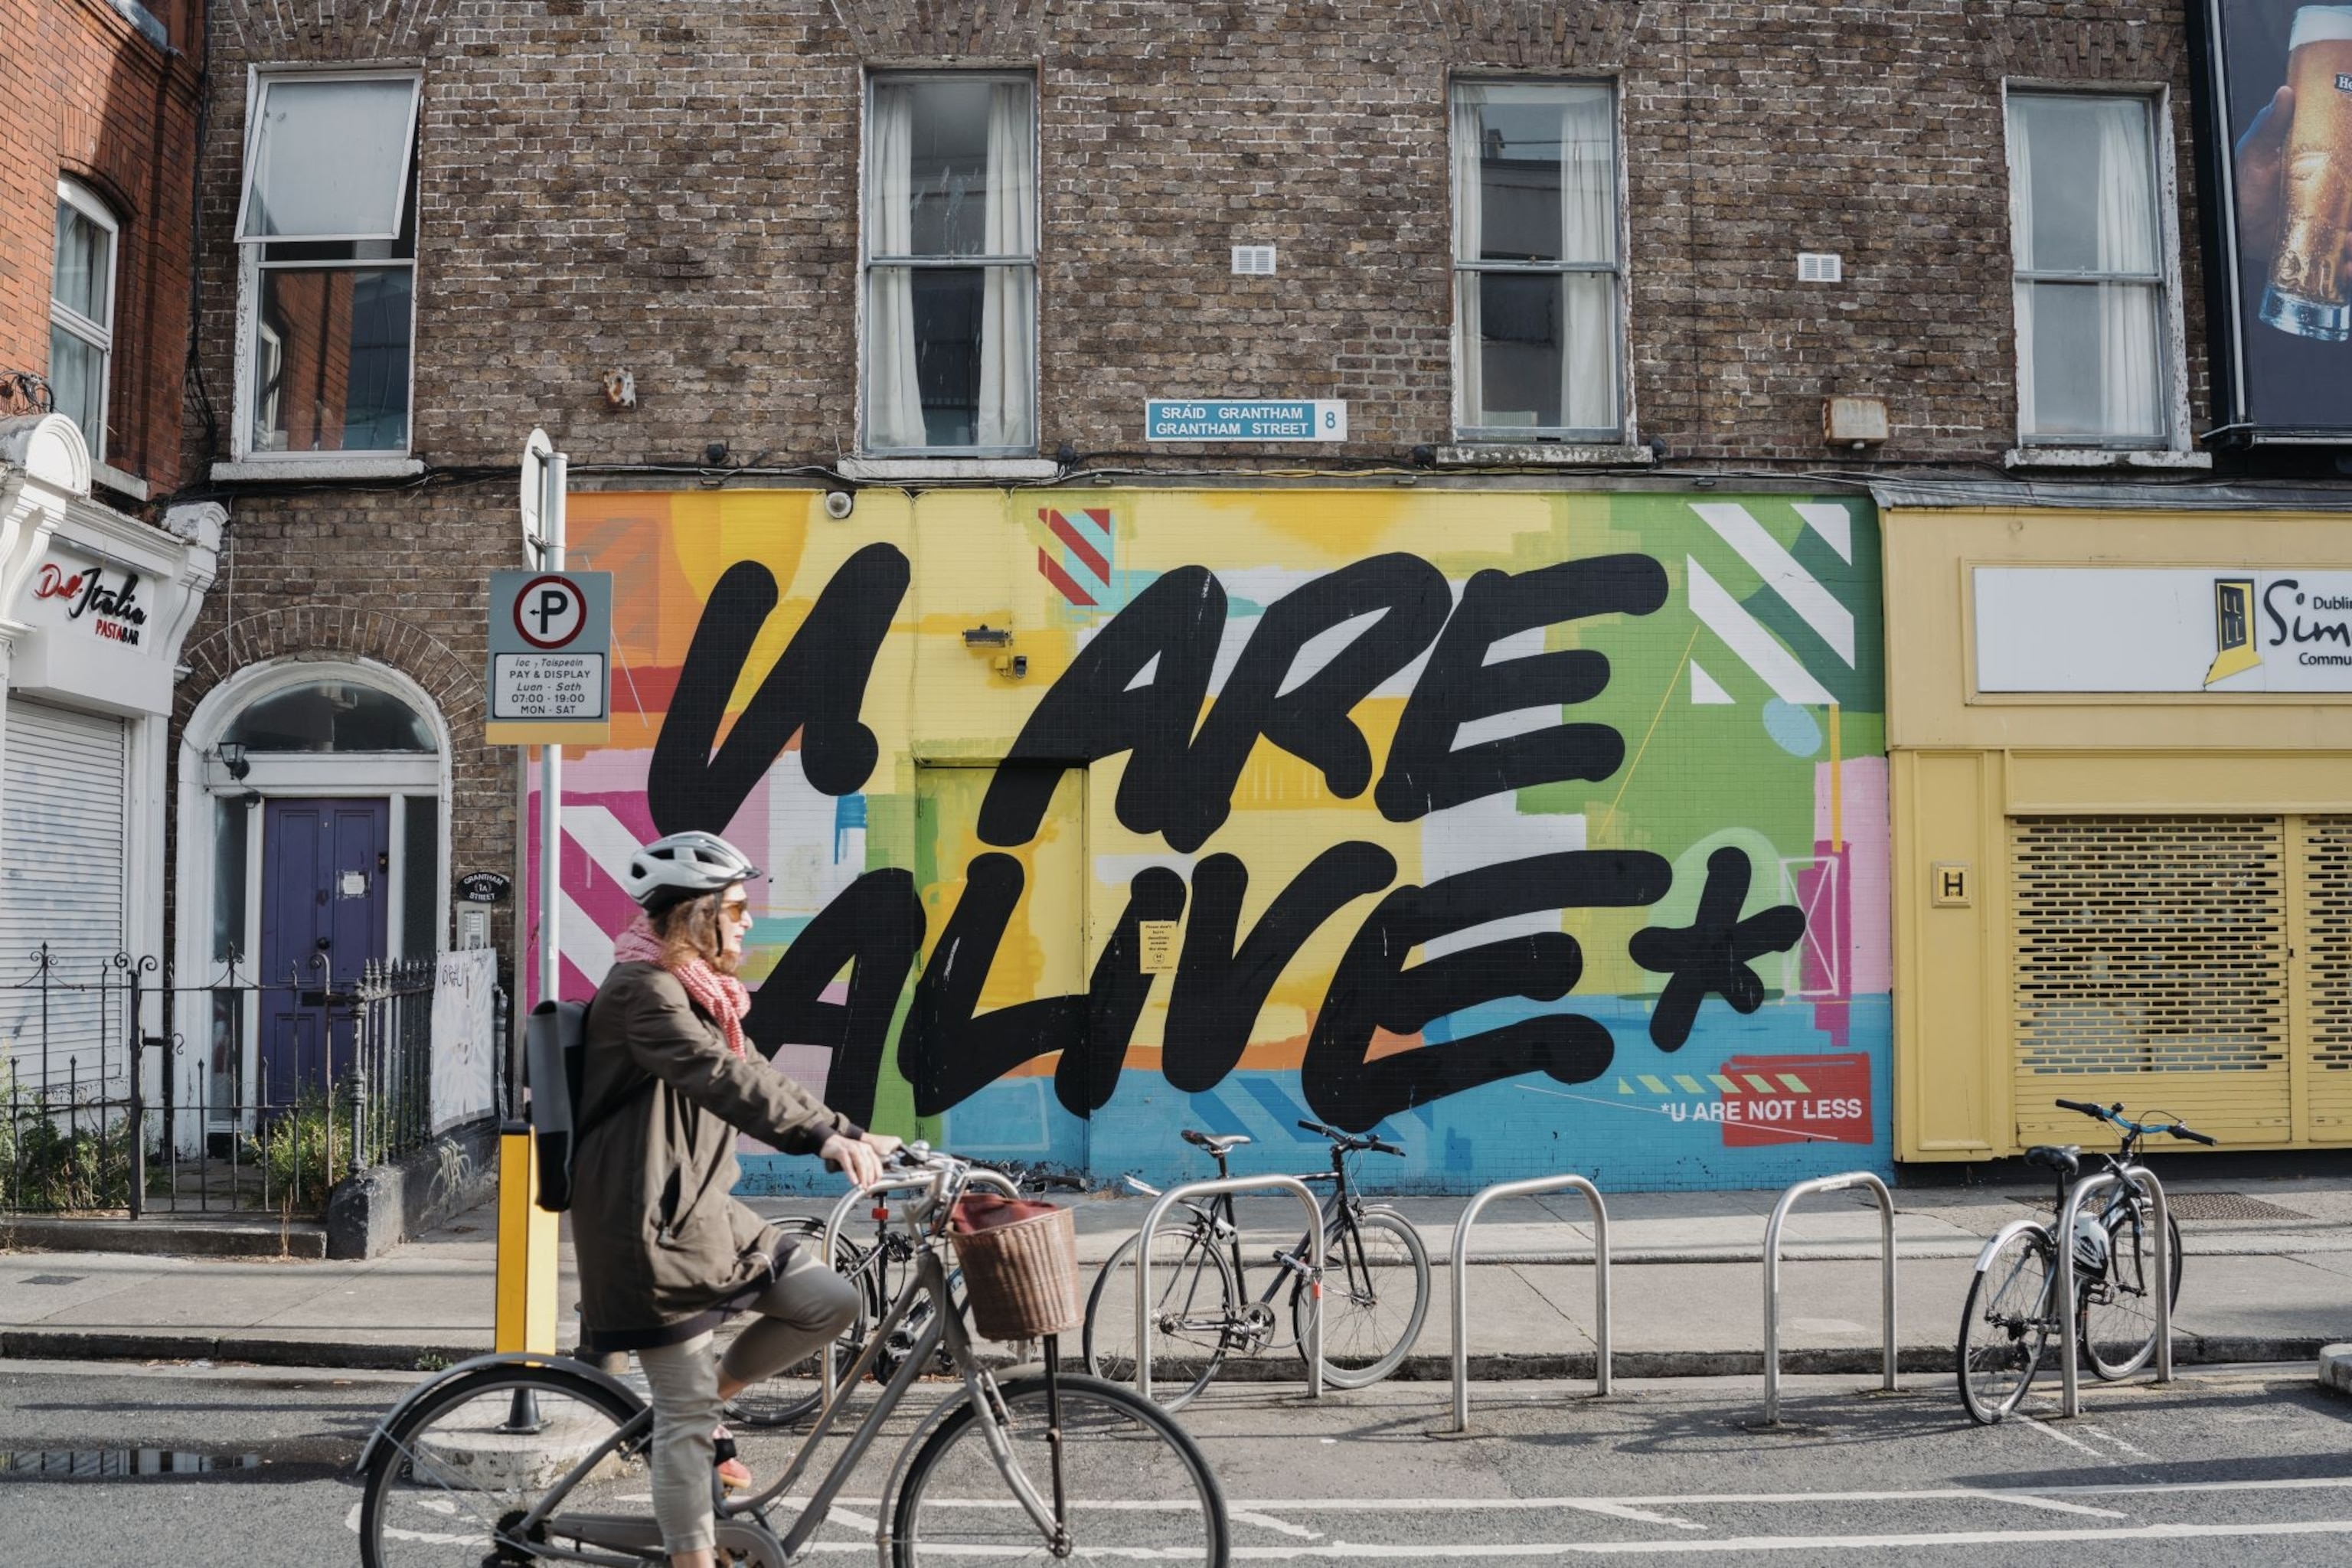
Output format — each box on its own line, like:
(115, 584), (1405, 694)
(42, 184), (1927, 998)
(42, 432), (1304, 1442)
(1717, 1053), (1872, 1148)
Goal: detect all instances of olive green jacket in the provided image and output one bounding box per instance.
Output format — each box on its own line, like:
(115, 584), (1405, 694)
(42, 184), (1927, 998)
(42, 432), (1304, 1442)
(570, 961), (862, 1350)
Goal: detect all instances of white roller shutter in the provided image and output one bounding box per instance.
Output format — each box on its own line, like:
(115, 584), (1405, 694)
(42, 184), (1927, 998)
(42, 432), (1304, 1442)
(0, 699), (130, 1093)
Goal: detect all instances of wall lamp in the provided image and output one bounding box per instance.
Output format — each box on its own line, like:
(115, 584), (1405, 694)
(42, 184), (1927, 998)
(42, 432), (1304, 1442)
(217, 741), (250, 782)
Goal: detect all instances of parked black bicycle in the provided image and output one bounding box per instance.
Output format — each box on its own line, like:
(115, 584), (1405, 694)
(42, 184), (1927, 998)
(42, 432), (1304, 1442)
(1957, 1098), (2211, 1424)
(1081, 1121), (1429, 1409)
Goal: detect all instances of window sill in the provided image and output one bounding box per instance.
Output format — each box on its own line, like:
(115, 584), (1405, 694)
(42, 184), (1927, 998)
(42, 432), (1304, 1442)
(89, 461), (150, 501)
(837, 457), (1060, 482)
(2001, 447), (2211, 472)
(211, 456), (426, 482)
(1435, 443), (1657, 469)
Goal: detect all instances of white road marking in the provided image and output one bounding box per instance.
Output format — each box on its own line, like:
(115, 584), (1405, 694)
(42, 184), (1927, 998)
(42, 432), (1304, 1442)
(2078, 1425), (2154, 1459)
(2013, 1413), (2103, 1455)
(1976, 1494), (2128, 1519)
(1232, 1510), (1322, 1539)
(1560, 1501), (1703, 1530)
(1214, 1518), (2352, 1558)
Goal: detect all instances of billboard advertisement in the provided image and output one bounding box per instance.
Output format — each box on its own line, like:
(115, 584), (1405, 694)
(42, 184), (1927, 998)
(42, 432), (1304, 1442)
(2200, 2), (2352, 438)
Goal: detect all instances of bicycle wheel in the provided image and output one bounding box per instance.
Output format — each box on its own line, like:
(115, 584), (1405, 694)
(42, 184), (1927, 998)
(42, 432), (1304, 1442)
(891, 1371), (1228, 1566)
(1083, 1222), (1239, 1411)
(727, 1217), (870, 1429)
(2082, 1200), (2185, 1381)
(1958, 1227), (2056, 1425)
(1290, 1205), (1429, 1389)
(358, 1362), (647, 1568)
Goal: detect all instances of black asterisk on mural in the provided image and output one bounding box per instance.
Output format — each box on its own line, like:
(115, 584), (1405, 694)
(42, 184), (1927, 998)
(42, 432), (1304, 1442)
(1627, 847), (1806, 1051)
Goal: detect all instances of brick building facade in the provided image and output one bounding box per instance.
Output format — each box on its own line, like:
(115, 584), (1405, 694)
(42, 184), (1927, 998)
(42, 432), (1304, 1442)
(165, 1), (2352, 1189)
(2, 0), (217, 1119)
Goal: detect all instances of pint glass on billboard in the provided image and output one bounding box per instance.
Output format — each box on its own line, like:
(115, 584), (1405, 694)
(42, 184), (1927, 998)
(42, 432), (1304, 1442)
(2260, 5), (2352, 340)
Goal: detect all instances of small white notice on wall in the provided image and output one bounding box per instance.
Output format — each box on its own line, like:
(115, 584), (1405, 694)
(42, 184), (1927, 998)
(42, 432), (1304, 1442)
(339, 871), (370, 898)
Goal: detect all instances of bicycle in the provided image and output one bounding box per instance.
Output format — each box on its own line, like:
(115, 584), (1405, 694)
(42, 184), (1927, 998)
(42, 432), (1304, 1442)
(727, 1164), (1086, 1430)
(354, 1145), (1227, 1566)
(1957, 1098), (2212, 1425)
(1081, 1120), (1430, 1410)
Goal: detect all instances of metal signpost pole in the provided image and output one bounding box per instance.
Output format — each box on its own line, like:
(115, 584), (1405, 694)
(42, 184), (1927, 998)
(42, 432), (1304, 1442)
(495, 431), (567, 1361)
(537, 449), (567, 1016)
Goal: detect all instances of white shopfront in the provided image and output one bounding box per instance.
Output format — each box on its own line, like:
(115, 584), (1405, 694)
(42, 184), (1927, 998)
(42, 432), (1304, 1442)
(0, 413), (217, 1099)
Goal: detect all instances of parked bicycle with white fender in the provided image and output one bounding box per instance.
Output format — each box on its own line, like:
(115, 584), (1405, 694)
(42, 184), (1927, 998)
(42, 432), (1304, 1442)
(1957, 1099), (2210, 1424)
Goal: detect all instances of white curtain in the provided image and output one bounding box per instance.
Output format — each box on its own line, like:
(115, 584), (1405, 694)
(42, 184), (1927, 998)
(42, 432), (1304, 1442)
(1452, 88), (1486, 428)
(866, 84), (926, 449)
(978, 83), (1035, 449)
(1559, 90), (1616, 433)
(2093, 103), (2160, 438)
(2012, 97), (2163, 439)
(2011, 113), (2038, 436)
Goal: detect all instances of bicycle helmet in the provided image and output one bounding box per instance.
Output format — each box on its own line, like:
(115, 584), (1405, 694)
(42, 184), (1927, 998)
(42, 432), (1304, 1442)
(621, 831), (763, 914)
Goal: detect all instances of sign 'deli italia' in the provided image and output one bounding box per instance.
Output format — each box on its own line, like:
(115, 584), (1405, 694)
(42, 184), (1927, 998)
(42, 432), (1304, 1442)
(1975, 567), (2352, 692)
(29, 554), (146, 645)
(1145, 400), (1348, 442)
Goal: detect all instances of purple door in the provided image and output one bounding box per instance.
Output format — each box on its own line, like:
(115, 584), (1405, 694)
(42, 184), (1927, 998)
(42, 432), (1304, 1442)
(259, 798), (390, 1108)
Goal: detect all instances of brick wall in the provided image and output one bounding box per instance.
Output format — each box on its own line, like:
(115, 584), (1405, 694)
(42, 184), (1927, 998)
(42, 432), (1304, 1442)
(0, 0), (200, 491)
(184, 0), (2210, 474)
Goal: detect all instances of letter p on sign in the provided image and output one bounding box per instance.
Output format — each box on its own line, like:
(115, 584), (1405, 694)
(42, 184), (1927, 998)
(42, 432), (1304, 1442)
(514, 574), (588, 648)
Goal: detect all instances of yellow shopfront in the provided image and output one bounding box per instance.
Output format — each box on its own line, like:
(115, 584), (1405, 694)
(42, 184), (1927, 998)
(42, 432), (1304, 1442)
(1883, 495), (2352, 1162)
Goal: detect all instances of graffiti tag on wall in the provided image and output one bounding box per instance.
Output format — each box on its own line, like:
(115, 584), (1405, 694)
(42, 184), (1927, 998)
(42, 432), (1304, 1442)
(536, 490), (1890, 1188)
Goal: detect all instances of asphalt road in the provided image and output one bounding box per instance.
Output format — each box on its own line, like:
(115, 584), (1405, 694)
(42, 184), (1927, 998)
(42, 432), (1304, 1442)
(3, 1357), (2351, 1563)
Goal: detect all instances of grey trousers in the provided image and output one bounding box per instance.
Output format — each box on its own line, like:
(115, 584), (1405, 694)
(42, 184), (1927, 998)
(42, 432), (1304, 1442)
(635, 1246), (861, 1555)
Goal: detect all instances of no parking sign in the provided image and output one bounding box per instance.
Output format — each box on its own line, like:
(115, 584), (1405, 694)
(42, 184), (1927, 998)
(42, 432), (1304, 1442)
(486, 569), (612, 744)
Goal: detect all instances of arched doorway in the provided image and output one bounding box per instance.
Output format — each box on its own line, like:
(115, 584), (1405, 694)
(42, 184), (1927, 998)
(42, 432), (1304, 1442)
(175, 660), (449, 1136)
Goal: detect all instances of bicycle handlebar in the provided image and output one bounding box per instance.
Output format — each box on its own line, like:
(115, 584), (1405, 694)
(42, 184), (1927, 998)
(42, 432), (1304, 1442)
(1296, 1119), (1406, 1157)
(2052, 1098), (2216, 1147)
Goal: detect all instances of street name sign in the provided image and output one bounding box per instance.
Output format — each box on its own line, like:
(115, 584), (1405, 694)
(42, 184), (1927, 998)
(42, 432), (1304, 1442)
(1145, 399), (1347, 442)
(486, 569), (612, 745)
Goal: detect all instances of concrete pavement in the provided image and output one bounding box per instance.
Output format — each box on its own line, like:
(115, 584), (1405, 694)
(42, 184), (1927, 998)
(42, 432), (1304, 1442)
(2, 1175), (2348, 1376)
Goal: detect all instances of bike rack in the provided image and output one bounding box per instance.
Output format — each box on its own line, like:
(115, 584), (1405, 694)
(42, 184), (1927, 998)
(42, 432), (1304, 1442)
(1447, 1173), (1610, 1433)
(815, 1166), (1023, 1403)
(2054, 1162), (2174, 1417)
(1133, 1174), (1326, 1404)
(1760, 1170), (1897, 1426)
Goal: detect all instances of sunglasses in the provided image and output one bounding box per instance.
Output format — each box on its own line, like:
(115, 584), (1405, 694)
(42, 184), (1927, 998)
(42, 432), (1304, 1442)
(721, 900), (752, 923)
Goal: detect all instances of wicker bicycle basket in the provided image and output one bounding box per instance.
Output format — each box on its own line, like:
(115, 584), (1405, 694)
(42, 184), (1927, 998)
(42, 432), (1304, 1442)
(951, 1204), (1083, 1341)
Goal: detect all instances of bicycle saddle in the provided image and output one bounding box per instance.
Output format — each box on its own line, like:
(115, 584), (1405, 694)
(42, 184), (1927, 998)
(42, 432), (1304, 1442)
(2024, 1144), (2081, 1177)
(1181, 1129), (1252, 1154)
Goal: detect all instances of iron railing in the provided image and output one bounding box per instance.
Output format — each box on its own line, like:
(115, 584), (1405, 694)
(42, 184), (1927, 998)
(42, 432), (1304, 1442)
(1, 946), (442, 1217)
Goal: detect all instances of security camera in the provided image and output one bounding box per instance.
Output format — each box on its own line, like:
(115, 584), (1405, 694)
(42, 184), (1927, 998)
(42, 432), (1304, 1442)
(824, 490), (855, 521)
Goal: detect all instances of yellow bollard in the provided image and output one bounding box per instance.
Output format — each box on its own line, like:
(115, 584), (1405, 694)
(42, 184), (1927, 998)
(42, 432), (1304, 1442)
(495, 1127), (560, 1353)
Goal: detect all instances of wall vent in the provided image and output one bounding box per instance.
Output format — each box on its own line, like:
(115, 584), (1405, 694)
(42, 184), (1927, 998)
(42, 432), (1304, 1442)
(1798, 252), (1843, 283)
(1231, 245), (1278, 276)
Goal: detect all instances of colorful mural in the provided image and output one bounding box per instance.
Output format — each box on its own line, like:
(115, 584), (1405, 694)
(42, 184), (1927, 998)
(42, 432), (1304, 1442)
(534, 488), (1889, 1191)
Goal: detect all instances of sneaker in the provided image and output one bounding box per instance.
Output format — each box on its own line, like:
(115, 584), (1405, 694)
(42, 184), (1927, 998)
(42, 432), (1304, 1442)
(713, 1425), (751, 1491)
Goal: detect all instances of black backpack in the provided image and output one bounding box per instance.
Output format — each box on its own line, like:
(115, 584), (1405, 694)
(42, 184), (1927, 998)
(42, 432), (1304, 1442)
(525, 997), (654, 1212)
(524, 998), (592, 1212)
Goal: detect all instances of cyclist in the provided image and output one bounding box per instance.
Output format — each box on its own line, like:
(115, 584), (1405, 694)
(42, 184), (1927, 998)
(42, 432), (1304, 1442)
(571, 829), (897, 1568)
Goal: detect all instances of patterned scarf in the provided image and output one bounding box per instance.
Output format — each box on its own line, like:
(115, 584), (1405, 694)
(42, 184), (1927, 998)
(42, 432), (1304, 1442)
(612, 913), (750, 1059)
